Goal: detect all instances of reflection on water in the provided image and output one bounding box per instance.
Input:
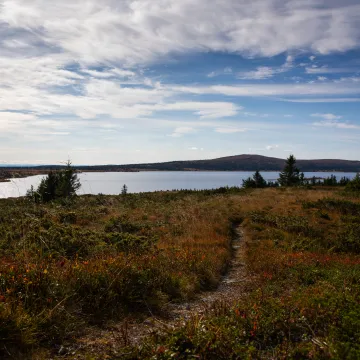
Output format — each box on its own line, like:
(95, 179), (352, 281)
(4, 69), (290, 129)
(0, 171), (357, 199)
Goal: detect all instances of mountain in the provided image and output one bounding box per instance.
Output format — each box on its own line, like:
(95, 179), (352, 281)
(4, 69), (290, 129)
(97, 154), (359, 172)
(1, 155), (360, 173)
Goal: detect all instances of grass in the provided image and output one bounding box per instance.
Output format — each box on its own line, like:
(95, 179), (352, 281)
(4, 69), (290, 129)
(0, 188), (244, 358)
(125, 187), (360, 360)
(1, 186), (360, 359)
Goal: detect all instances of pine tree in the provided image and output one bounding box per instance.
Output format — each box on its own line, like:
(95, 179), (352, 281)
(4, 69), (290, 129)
(253, 170), (267, 188)
(242, 170), (267, 188)
(37, 171), (59, 202)
(242, 176), (256, 188)
(56, 160), (81, 198)
(278, 155), (301, 187)
(30, 160), (81, 202)
(346, 173), (360, 191)
(121, 184), (128, 195)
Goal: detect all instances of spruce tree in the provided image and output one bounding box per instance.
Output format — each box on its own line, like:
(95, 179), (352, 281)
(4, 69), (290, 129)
(243, 170), (267, 188)
(278, 155), (301, 187)
(346, 173), (360, 191)
(30, 160), (81, 202)
(56, 160), (81, 198)
(121, 184), (128, 195)
(253, 170), (267, 188)
(37, 171), (59, 202)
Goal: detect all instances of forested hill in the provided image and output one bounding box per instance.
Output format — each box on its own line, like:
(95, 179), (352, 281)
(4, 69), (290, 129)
(115, 154), (360, 172)
(4, 154), (359, 173)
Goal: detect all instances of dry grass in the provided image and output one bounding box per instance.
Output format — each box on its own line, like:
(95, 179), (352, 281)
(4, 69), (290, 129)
(0, 189), (243, 358)
(125, 187), (360, 359)
(2, 186), (359, 359)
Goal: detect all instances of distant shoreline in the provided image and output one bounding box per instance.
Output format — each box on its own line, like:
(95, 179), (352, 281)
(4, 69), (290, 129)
(0, 168), (357, 184)
(1, 154), (359, 174)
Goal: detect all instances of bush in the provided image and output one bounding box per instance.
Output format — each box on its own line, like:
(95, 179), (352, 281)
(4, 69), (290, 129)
(346, 173), (360, 192)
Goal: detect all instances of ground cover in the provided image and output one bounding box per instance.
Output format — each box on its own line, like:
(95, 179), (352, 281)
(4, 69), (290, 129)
(0, 188), (244, 358)
(126, 188), (360, 359)
(1, 187), (360, 359)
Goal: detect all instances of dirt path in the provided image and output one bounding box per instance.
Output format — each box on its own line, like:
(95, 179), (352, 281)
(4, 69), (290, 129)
(56, 226), (249, 359)
(166, 225), (248, 321)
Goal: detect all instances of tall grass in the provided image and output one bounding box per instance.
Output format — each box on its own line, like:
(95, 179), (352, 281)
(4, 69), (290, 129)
(129, 188), (360, 359)
(0, 190), (244, 357)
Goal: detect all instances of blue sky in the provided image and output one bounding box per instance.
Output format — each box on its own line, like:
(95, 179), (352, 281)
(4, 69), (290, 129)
(0, 0), (360, 164)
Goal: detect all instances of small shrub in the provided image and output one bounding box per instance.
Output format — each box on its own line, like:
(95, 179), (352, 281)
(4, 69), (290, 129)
(346, 173), (360, 191)
(58, 211), (77, 224)
(318, 211), (330, 220)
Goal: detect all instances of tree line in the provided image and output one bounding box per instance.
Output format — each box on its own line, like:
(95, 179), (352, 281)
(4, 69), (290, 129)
(26, 155), (360, 203)
(243, 154), (359, 189)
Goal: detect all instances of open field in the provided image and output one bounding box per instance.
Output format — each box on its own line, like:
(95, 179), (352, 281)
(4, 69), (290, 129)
(1, 187), (360, 358)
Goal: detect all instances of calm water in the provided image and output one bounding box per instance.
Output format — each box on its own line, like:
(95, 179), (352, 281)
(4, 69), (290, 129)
(0, 171), (357, 199)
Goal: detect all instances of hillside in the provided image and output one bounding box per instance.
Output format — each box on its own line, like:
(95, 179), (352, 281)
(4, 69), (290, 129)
(83, 154), (360, 172)
(1, 155), (360, 176)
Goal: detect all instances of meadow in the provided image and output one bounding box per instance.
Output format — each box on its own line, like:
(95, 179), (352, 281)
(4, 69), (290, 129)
(1, 186), (360, 359)
(129, 187), (360, 360)
(0, 187), (243, 358)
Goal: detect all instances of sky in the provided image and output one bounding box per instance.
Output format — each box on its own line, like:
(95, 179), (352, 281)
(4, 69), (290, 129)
(0, 0), (360, 165)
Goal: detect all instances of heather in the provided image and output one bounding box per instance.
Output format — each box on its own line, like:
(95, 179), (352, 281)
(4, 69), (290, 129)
(1, 185), (360, 359)
(129, 187), (360, 360)
(0, 188), (243, 357)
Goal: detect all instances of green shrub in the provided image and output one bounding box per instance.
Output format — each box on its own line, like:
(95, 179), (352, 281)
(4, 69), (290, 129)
(346, 173), (360, 192)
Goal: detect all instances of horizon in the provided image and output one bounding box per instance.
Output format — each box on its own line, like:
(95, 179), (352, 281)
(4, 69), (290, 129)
(1, 153), (360, 168)
(1, 1), (360, 164)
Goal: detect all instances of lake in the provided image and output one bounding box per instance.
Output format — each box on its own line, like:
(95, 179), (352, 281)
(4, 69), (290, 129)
(0, 171), (357, 199)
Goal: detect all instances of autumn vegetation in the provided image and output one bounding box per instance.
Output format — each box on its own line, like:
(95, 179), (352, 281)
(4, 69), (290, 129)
(129, 185), (360, 359)
(1, 158), (360, 359)
(0, 186), (244, 358)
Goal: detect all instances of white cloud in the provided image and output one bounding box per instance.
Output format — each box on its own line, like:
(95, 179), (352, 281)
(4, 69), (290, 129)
(168, 127), (196, 138)
(214, 127), (247, 133)
(0, 111), (82, 141)
(0, 2), (358, 122)
(174, 81), (360, 97)
(311, 113), (342, 120)
(0, 111), (36, 131)
(1, 0), (360, 163)
(151, 102), (240, 119)
(1, 0), (360, 66)
(81, 68), (135, 78)
(238, 55), (293, 80)
(312, 120), (359, 129)
(305, 67), (354, 74)
(0, 66), (240, 121)
(207, 67), (233, 78)
(281, 98), (360, 103)
(266, 144), (279, 150)
(284, 114), (293, 118)
(243, 112), (269, 117)
(334, 76), (360, 83)
(309, 56), (316, 61)
(318, 76), (327, 81)
(239, 66), (276, 80)
(311, 114), (359, 129)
